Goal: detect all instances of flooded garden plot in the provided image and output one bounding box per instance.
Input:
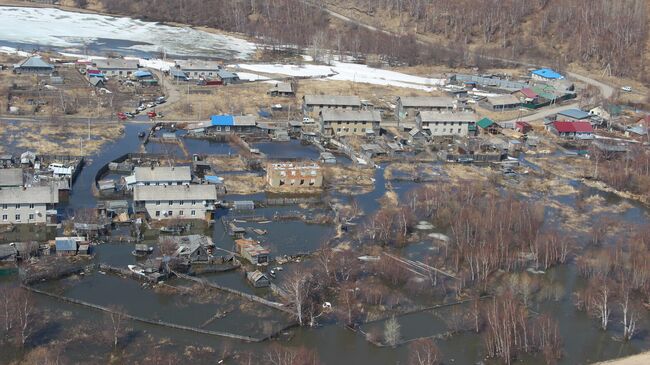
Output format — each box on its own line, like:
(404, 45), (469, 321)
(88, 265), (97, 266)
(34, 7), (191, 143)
(32, 271), (294, 339)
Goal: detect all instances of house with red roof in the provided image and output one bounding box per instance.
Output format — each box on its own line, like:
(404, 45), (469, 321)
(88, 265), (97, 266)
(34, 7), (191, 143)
(512, 88), (539, 104)
(546, 121), (593, 140)
(515, 121), (533, 134)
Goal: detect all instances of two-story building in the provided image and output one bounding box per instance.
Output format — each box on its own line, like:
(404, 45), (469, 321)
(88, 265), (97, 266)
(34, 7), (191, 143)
(174, 60), (222, 79)
(93, 59), (140, 77)
(0, 185), (59, 224)
(132, 166), (192, 187)
(416, 111), (478, 137)
(320, 109), (381, 137)
(303, 95), (361, 116)
(266, 162), (323, 188)
(396, 96), (456, 121)
(133, 184), (218, 221)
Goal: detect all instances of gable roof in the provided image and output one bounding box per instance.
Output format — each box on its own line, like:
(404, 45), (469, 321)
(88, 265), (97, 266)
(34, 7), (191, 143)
(552, 121), (593, 133)
(532, 68), (564, 80)
(134, 184), (217, 201)
(321, 109), (381, 122)
(216, 70), (238, 79)
(15, 56), (53, 69)
(519, 88), (538, 99)
(0, 168), (23, 187)
(134, 166), (191, 183)
(398, 96), (454, 108)
(0, 186), (58, 204)
(94, 58), (139, 70)
(487, 95), (521, 106)
(303, 95), (361, 107)
(89, 77), (104, 86)
(417, 111), (477, 123)
(476, 117), (495, 129)
(557, 108), (590, 120)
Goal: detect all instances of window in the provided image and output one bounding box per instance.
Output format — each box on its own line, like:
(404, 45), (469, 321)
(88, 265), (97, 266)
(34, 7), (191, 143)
(191, 210), (196, 216)
(29, 204), (34, 209)
(179, 201), (184, 206)
(156, 201), (160, 205)
(15, 204), (20, 209)
(1, 204), (6, 210)
(15, 214), (20, 221)
(458, 128), (462, 133)
(168, 201), (173, 206)
(179, 210), (184, 216)
(28, 214), (34, 220)
(191, 200), (196, 205)
(1, 215), (6, 221)
(309, 179), (315, 186)
(155, 211), (160, 217)
(300, 179), (305, 185)
(167, 211), (173, 216)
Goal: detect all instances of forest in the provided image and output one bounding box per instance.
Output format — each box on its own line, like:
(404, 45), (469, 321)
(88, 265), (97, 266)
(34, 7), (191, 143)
(86, 0), (649, 79)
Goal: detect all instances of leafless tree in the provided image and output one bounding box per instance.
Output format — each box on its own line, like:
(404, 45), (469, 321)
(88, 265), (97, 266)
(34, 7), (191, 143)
(408, 338), (441, 365)
(105, 305), (127, 348)
(383, 316), (401, 347)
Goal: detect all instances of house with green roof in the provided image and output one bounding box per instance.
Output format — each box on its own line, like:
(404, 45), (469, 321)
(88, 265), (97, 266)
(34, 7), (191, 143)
(476, 117), (501, 135)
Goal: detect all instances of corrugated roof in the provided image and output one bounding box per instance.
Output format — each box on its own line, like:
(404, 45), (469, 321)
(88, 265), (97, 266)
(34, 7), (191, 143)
(175, 59), (222, 71)
(477, 117), (495, 129)
(94, 58), (139, 70)
(418, 111), (477, 123)
(304, 95), (361, 107)
(133, 70), (152, 78)
(532, 68), (564, 80)
(487, 95), (521, 106)
(55, 238), (78, 251)
(398, 96), (454, 108)
(320, 109), (381, 122)
(557, 108), (590, 120)
(519, 88), (538, 99)
(134, 166), (191, 183)
(210, 115), (234, 126)
(16, 56), (53, 69)
(0, 168), (23, 187)
(217, 70), (238, 79)
(134, 184), (217, 201)
(233, 115), (257, 126)
(0, 186), (58, 204)
(552, 121), (593, 133)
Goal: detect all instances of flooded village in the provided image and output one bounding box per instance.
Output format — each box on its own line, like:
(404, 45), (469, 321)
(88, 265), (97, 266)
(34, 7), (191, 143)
(0, 2), (650, 365)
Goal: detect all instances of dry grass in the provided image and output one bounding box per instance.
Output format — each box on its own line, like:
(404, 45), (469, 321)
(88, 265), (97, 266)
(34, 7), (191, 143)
(0, 121), (123, 155)
(204, 155), (248, 172)
(323, 165), (375, 193)
(223, 173), (266, 194)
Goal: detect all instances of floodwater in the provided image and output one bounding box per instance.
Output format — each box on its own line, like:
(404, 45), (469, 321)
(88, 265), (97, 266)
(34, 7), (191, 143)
(2, 124), (650, 363)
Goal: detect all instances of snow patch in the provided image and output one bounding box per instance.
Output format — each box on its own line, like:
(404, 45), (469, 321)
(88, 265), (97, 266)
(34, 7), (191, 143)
(232, 61), (446, 91)
(0, 7), (256, 59)
(0, 46), (31, 57)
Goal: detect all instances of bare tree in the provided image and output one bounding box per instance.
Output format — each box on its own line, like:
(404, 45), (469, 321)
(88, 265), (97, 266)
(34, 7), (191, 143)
(408, 338), (441, 365)
(105, 305), (127, 348)
(383, 316), (401, 347)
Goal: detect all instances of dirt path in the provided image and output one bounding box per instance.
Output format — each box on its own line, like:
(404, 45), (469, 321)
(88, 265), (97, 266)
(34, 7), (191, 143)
(151, 69), (182, 113)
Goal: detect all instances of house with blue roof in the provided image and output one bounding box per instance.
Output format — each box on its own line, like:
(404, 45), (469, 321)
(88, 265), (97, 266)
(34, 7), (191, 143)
(531, 68), (564, 81)
(13, 56), (54, 74)
(208, 115), (260, 134)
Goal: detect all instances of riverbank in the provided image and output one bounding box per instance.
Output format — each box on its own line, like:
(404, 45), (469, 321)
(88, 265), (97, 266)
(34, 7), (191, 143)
(594, 352), (650, 365)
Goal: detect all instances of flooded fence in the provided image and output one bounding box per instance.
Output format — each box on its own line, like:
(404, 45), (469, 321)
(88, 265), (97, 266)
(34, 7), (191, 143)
(172, 271), (293, 315)
(22, 284), (265, 342)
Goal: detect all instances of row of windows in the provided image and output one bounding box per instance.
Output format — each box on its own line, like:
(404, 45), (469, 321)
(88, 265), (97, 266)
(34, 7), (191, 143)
(154, 200), (201, 206)
(424, 121), (468, 126)
(336, 128), (363, 133)
(334, 121), (368, 125)
(278, 170), (318, 177)
(154, 210), (197, 217)
(2, 213), (35, 221)
(2, 204), (36, 209)
(431, 128), (463, 134)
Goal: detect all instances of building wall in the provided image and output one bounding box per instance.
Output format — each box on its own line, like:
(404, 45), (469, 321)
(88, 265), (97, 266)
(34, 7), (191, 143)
(267, 166), (323, 188)
(398, 105), (453, 121)
(304, 105), (360, 117)
(420, 121), (472, 137)
(140, 200), (213, 220)
(102, 69), (136, 77)
(0, 203), (48, 224)
(321, 120), (378, 137)
(136, 181), (190, 187)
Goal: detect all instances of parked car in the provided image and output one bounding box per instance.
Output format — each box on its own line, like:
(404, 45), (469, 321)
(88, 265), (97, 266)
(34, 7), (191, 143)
(147, 102), (156, 108)
(117, 112), (127, 120)
(156, 96), (166, 103)
(621, 86), (632, 92)
(124, 112), (134, 118)
(147, 111), (157, 118)
(137, 105), (146, 112)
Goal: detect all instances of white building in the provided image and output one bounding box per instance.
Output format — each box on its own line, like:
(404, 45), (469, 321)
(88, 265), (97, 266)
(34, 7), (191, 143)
(416, 111), (477, 137)
(131, 166), (192, 187)
(134, 184), (218, 221)
(0, 186), (59, 224)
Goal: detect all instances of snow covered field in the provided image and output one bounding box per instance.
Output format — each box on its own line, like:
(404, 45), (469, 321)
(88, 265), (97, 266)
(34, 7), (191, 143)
(0, 7), (256, 59)
(233, 62), (446, 91)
